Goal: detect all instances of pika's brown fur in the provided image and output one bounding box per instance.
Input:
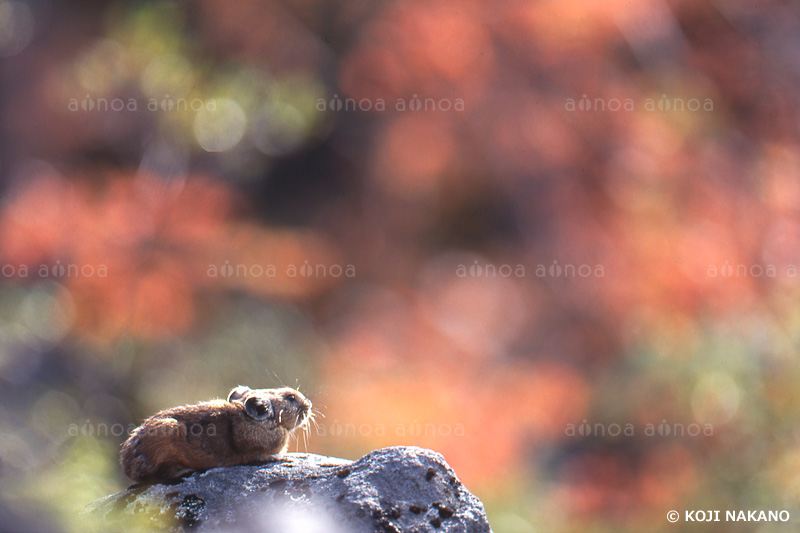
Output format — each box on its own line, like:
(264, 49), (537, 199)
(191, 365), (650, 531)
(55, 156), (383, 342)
(120, 386), (312, 482)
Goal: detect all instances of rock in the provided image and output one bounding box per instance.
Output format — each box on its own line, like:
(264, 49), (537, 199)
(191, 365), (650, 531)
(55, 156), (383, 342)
(85, 446), (493, 532)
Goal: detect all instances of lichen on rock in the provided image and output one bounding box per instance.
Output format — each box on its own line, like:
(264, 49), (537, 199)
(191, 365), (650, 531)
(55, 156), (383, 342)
(85, 446), (493, 532)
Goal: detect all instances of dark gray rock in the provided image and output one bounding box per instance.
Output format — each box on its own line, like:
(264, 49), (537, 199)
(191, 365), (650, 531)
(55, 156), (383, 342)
(85, 446), (493, 532)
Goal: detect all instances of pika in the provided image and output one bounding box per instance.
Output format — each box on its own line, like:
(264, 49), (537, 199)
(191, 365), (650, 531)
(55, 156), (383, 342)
(120, 386), (312, 482)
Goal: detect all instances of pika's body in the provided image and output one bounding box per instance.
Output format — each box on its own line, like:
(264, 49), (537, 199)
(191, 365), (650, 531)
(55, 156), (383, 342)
(121, 386), (311, 482)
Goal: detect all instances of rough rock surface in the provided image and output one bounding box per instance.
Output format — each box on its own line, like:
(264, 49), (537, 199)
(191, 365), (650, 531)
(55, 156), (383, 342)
(86, 446), (493, 532)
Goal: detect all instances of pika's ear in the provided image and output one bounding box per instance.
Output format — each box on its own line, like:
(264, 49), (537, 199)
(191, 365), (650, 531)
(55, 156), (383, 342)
(244, 397), (273, 421)
(227, 386), (251, 402)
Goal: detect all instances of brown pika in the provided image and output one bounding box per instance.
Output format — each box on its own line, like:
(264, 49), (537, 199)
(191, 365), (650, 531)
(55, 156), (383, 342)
(120, 386), (312, 482)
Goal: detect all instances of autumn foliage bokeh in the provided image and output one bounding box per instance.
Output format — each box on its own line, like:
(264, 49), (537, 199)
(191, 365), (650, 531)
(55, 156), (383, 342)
(1, 0), (800, 531)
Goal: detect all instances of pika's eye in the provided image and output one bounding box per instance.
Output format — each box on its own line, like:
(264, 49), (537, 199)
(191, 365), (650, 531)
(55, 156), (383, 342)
(244, 398), (271, 420)
(286, 394), (296, 402)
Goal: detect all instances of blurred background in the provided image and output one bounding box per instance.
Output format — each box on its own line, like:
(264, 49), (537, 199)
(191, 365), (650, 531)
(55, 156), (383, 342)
(1, 0), (800, 531)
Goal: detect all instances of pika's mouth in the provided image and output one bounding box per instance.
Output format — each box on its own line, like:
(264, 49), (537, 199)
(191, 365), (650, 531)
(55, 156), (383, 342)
(297, 406), (310, 426)
(275, 406), (310, 430)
